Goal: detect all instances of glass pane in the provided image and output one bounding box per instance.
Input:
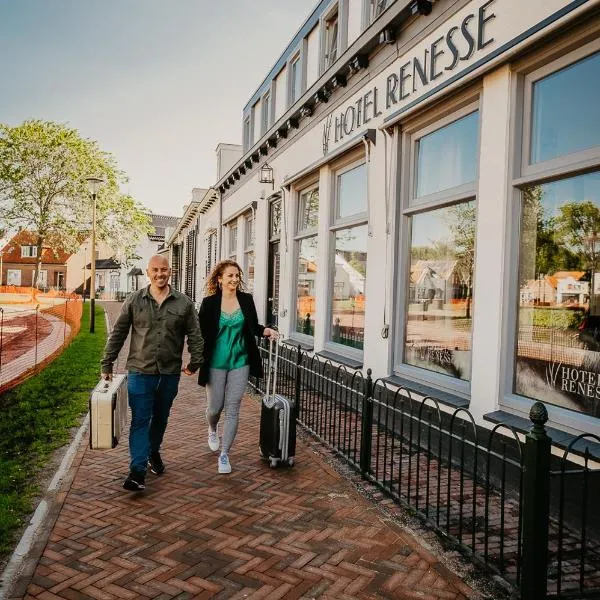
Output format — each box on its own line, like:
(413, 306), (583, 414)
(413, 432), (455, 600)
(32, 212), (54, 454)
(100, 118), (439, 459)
(337, 163), (367, 219)
(270, 199), (281, 238)
(515, 171), (600, 418)
(404, 202), (475, 380)
(292, 58), (302, 103)
(298, 188), (319, 231)
(416, 112), (479, 197)
(245, 215), (255, 248)
(531, 52), (600, 164)
(245, 251), (255, 293)
(331, 225), (367, 349)
(296, 236), (318, 336)
(229, 224), (237, 255)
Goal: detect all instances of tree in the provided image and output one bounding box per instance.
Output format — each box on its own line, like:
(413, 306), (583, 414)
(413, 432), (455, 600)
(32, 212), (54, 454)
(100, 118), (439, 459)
(553, 200), (600, 271)
(0, 120), (152, 287)
(447, 202), (476, 318)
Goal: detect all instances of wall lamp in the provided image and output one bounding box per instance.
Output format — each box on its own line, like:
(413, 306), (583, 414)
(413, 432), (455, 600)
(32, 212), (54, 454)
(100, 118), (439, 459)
(259, 162), (274, 189)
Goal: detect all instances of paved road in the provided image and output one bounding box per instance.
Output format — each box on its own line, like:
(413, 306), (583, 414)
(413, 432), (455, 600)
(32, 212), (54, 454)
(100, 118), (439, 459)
(8, 301), (478, 599)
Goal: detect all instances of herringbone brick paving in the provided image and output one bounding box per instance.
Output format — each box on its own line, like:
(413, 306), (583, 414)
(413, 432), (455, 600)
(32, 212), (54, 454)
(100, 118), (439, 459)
(9, 303), (479, 600)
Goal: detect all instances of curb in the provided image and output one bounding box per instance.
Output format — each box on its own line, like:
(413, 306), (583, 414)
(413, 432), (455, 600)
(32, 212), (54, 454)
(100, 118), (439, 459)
(0, 415), (90, 600)
(0, 306), (111, 600)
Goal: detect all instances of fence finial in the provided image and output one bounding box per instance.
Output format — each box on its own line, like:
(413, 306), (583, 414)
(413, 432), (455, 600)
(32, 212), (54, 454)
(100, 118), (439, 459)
(529, 401), (548, 435)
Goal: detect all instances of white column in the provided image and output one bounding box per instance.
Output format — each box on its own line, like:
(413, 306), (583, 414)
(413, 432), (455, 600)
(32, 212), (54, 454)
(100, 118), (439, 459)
(470, 64), (513, 423)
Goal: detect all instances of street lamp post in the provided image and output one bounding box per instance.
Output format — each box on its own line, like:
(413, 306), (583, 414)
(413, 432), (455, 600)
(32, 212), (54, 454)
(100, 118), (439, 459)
(86, 177), (105, 333)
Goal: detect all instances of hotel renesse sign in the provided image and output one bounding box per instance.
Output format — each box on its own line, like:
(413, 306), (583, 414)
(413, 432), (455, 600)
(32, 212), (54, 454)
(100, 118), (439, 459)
(322, 0), (584, 155)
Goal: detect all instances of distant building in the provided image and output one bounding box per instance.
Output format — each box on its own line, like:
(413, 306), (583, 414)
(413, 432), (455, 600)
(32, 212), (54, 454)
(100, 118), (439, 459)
(0, 231), (71, 289)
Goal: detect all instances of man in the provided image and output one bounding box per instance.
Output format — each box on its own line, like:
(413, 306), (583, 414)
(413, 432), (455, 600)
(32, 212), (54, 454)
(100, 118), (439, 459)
(101, 254), (204, 491)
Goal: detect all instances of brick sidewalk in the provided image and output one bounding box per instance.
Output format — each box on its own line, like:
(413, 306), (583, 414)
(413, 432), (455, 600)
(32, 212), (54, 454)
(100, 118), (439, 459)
(8, 303), (479, 600)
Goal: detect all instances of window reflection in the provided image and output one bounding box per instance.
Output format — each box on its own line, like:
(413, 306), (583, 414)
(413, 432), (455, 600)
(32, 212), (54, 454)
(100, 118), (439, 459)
(296, 237), (318, 336)
(331, 225), (367, 349)
(515, 171), (600, 417)
(416, 112), (479, 198)
(404, 202), (475, 380)
(299, 188), (319, 231)
(337, 164), (367, 219)
(531, 52), (600, 164)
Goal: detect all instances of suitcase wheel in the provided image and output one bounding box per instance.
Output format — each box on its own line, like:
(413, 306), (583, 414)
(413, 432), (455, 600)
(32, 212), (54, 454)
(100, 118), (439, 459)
(287, 457), (295, 467)
(269, 457), (279, 469)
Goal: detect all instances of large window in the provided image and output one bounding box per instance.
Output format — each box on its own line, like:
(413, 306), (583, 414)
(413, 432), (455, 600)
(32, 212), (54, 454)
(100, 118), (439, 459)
(400, 106), (480, 383)
(330, 161), (367, 351)
(295, 186), (319, 337)
(514, 46), (600, 419)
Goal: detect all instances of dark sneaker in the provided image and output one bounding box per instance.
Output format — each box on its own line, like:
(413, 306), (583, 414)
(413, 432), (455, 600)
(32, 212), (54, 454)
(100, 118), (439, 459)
(148, 452), (165, 475)
(123, 471), (145, 491)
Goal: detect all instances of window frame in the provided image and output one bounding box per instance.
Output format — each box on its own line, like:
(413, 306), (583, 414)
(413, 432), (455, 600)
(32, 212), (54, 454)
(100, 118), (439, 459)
(228, 221), (238, 259)
(325, 154), (368, 359)
(393, 97), (482, 397)
(243, 211), (256, 292)
(288, 50), (304, 107)
(503, 37), (600, 434)
(293, 180), (320, 343)
(21, 245), (38, 258)
(261, 90), (272, 136)
(518, 39), (600, 185)
(243, 115), (252, 152)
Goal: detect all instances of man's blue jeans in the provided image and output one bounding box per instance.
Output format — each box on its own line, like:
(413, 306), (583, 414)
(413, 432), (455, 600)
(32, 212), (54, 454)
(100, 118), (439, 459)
(127, 372), (180, 474)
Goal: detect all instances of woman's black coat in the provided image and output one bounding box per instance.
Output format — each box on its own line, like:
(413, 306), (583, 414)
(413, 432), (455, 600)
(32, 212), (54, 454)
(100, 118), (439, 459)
(197, 290), (265, 386)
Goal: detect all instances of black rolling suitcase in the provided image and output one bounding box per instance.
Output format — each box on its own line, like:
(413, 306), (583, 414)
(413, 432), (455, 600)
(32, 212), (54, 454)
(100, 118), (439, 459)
(259, 337), (296, 468)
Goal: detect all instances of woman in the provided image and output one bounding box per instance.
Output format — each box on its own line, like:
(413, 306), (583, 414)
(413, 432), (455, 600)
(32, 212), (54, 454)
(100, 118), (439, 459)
(198, 259), (278, 474)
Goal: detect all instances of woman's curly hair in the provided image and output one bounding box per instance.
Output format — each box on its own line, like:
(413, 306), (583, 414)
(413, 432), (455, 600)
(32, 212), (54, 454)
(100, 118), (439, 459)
(205, 259), (246, 296)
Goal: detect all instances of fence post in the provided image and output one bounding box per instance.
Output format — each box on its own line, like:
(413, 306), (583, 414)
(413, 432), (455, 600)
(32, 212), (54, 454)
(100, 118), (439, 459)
(360, 368), (374, 476)
(521, 401), (551, 600)
(63, 298), (69, 344)
(0, 307), (3, 376)
(294, 344), (302, 419)
(34, 304), (39, 370)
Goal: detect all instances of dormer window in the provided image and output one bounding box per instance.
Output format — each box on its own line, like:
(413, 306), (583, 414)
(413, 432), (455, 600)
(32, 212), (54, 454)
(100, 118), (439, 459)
(21, 245), (37, 258)
(325, 11), (339, 69)
(371, 0), (389, 22)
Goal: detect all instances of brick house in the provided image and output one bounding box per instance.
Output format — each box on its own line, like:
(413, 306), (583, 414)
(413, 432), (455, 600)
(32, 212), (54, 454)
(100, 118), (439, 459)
(0, 230), (71, 289)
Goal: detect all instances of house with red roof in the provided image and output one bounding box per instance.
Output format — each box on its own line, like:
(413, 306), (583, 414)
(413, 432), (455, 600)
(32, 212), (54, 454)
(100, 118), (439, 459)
(0, 230), (72, 289)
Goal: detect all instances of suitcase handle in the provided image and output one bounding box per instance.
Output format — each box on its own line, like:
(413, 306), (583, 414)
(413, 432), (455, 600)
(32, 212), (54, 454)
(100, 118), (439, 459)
(265, 336), (280, 401)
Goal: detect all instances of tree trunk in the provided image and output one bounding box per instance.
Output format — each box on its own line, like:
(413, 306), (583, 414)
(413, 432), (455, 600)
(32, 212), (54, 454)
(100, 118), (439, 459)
(33, 236), (44, 288)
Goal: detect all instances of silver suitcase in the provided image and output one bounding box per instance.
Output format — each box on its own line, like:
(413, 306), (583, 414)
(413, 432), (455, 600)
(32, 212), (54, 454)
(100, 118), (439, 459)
(89, 374), (128, 449)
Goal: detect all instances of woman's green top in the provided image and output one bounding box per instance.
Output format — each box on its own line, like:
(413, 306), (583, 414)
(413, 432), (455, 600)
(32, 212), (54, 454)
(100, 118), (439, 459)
(210, 308), (249, 370)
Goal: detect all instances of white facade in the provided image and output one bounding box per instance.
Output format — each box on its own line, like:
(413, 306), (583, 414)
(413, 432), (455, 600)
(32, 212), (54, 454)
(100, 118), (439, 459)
(171, 0), (600, 437)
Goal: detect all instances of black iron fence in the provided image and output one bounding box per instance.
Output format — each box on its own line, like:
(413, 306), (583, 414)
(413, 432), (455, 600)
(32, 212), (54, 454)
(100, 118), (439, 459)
(250, 340), (600, 599)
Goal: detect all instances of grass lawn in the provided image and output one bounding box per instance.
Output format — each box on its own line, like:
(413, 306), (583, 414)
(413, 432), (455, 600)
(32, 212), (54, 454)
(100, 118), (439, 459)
(0, 304), (106, 560)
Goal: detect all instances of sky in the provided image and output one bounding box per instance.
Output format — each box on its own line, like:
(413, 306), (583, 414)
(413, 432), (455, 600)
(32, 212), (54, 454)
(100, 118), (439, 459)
(0, 0), (316, 217)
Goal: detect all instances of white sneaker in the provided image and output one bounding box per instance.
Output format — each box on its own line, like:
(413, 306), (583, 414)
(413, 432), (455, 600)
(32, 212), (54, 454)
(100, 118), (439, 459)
(208, 427), (219, 452)
(218, 453), (232, 474)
